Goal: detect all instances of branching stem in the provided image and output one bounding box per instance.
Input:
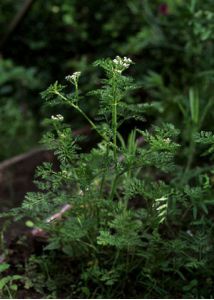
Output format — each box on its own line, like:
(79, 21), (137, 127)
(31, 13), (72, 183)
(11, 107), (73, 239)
(55, 91), (111, 144)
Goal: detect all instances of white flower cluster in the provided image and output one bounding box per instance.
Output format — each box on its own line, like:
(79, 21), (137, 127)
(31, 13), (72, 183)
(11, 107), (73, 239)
(163, 138), (171, 144)
(113, 56), (133, 72)
(65, 71), (81, 83)
(51, 114), (64, 121)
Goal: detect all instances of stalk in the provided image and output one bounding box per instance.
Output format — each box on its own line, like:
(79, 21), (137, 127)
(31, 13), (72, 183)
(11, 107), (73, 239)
(110, 173), (120, 200)
(112, 101), (118, 161)
(111, 74), (118, 161)
(185, 125), (197, 174)
(110, 74), (119, 199)
(99, 144), (110, 196)
(55, 91), (110, 143)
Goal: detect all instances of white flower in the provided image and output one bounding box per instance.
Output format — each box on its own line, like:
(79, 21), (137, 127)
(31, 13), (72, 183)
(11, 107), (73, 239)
(164, 138), (171, 144)
(51, 114), (64, 121)
(112, 56), (133, 72)
(186, 230), (194, 237)
(65, 71), (81, 83)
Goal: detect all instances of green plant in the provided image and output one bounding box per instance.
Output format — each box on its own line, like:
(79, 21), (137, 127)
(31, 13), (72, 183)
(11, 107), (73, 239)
(1, 0), (213, 152)
(0, 59), (40, 160)
(0, 263), (21, 299)
(141, 0), (214, 171)
(4, 56), (214, 298)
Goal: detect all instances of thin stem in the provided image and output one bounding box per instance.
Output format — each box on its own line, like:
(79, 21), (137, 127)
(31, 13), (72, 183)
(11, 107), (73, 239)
(110, 75), (119, 199)
(74, 81), (79, 100)
(5, 284), (13, 299)
(184, 124), (197, 174)
(112, 101), (118, 161)
(99, 144), (110, 197)
(55, 91), (110, 144)
(185, 140), (195, 173)
(111, 73), (118, 161)
(200, 96), (213, 127)
(110, 173), (120, 200)
(112, 249), (120, 268)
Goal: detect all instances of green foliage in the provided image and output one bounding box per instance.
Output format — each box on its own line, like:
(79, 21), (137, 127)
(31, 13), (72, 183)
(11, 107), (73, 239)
(0, 263), (22, 298)
(4, 57), (214, 298)
(0, 59), (40, 160)
(0, 0), (213, 162)
(194, 131), (214, 155)
(0, 0), (213, 297)
(2, 0), (212, 113)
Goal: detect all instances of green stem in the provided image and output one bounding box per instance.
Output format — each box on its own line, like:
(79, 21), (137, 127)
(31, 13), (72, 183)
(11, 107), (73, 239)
(185, 125), (197, 174)
(112, 101), (117, 161)
(5, 284), (13, 299)
(110, 174), (120, 200)
(74, 81), (79, 100)
(112, 249), (120, 268)
(111, 73), (118, 161)
(110, 76), (119, 199)
(185, 140), (195, 173)
(99, 144), (110, 197)
(55, 91), (110, 143)
(200, 97), (213, 127)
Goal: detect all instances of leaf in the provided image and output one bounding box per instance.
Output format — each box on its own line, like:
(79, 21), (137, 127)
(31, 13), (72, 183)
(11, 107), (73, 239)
(11, 275), (22, 281)
(0, 263), (10, 273)
(81, 287), (90, 297)
(10, 284), (18, 291)
(154, 196), (168, 224)
(0, 276), (11, 290)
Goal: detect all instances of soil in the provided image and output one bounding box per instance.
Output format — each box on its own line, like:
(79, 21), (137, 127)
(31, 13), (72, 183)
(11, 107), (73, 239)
(0, 148), (55, 243)
(0, 147), (52, 298)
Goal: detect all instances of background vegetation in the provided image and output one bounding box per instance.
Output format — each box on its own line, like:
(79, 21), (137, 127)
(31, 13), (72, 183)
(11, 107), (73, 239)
(1, 0), (213, 160)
